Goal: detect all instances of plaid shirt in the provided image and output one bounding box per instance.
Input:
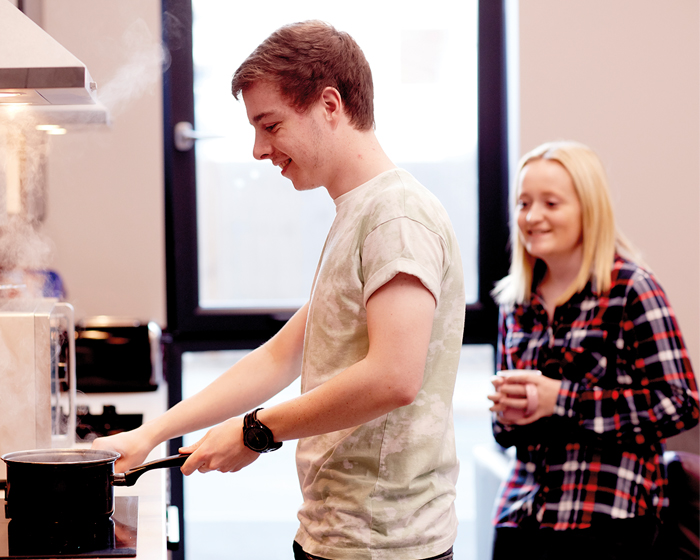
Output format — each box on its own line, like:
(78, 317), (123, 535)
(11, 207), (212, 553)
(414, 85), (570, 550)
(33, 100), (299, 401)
(493, 256), (699, 530)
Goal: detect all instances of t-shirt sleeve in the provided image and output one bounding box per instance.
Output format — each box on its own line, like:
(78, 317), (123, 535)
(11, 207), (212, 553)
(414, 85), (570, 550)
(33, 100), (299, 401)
(361, 217), (447, 307)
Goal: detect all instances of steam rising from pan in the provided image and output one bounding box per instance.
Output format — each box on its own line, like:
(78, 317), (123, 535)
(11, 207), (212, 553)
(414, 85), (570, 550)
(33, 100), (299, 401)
(0, 15), (170, 301)
(97, 18), (169, 118)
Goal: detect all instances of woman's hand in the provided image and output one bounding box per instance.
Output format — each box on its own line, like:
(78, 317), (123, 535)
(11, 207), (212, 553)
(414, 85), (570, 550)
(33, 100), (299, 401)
(91, 427), (156, 473)
(488, 372), (562, 425)
(178, 417), (260, 476)
(488, 375), (528, 423)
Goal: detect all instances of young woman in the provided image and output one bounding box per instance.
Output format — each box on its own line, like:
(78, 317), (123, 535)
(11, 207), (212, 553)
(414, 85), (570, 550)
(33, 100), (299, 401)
(488, 141), (699, 560)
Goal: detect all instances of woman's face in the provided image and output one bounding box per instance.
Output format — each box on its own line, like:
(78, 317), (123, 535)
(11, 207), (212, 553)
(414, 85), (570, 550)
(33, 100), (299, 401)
(516, 159), (583, 268)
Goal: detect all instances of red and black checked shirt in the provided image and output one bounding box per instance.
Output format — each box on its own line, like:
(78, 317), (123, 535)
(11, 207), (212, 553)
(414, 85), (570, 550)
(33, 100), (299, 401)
(493, 256), (699, 530)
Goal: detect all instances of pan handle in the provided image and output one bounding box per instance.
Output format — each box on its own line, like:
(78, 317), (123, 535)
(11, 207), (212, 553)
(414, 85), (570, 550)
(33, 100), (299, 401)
(112, 453), (190, 487)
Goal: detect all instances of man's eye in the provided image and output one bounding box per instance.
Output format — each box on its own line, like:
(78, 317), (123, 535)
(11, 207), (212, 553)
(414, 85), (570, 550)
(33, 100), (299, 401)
(266, 123), (278, 132)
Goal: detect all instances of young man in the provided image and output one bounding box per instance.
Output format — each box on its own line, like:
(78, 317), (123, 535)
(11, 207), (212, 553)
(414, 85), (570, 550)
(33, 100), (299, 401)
(94, 20), (465, 560)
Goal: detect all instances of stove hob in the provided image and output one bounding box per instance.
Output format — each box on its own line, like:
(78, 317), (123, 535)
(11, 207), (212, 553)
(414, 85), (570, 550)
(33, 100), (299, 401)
(0, 496), (137, 558)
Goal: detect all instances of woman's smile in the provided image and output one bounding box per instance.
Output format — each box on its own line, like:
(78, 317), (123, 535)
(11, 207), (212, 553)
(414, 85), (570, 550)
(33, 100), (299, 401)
(517, 158), (583, 266)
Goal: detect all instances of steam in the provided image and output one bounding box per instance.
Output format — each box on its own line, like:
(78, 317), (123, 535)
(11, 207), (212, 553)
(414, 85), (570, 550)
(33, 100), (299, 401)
(0, 217), (53, 271)
(96, 18), (169, 118)
(0, 114), (54, 295)
(0, 13), (177, 306)
(0, 16), (170, 301)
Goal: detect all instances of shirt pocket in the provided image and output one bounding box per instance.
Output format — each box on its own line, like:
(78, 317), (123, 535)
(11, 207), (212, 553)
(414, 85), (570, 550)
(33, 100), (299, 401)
(559, 328), (608, 385)
(504, 327), (539, 369)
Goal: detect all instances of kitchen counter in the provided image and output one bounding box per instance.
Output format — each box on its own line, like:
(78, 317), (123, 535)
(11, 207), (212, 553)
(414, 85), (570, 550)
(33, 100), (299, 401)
(75, 385), (171, 560)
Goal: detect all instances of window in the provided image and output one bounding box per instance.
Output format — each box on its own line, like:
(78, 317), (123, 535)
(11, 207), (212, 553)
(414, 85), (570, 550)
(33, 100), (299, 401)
(162, 0), (508, 343)
(190, 3), (480, 310)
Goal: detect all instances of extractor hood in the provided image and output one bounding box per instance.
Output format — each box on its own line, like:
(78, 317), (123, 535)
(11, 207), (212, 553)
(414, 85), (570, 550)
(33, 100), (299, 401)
(0, 0), (108, 124)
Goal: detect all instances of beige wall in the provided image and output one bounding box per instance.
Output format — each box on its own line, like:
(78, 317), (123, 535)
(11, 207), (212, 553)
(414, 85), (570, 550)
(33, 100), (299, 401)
(517, 0), (699, 452)
(39, 0), (166, 326)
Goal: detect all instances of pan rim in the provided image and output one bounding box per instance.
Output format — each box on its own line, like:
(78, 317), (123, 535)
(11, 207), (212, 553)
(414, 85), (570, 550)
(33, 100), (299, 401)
(1, 448), (120, 465)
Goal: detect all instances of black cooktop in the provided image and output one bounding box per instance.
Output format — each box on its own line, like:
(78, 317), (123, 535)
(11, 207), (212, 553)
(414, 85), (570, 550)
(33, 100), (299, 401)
(0, 496), (137, 558)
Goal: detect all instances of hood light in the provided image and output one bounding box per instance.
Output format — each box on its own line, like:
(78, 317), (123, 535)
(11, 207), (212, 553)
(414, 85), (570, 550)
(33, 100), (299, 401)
(0, 89), (47, 105)
(35, 124), (67, 135)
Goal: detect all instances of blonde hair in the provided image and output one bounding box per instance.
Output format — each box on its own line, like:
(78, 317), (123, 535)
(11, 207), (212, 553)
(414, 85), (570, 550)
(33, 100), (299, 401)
(492, 141), (640, 307)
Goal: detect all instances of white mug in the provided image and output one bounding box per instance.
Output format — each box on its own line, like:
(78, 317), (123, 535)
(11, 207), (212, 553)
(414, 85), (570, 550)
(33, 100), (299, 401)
(496, 369), (542, 421)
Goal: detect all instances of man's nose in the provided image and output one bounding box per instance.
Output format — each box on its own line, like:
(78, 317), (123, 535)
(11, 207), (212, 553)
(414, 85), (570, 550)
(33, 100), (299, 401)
(253, 132), (271, 160)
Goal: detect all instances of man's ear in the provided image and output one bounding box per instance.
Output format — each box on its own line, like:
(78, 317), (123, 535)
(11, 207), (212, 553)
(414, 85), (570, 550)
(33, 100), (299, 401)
(320, 87), (344, 123)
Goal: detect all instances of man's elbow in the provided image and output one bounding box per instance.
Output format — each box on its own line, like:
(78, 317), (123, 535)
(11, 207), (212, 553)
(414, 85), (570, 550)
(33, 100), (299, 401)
(387, 371), (423, 408)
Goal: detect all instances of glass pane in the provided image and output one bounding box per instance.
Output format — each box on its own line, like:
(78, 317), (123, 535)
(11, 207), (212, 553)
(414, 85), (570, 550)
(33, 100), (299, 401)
(192, 1), (479, 311)
(181, 344), (495, 560)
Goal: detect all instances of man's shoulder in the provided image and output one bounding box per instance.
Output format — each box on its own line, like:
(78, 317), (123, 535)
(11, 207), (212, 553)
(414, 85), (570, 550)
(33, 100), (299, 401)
(365, 169), (446, 219)
(374, 168), (428, 195)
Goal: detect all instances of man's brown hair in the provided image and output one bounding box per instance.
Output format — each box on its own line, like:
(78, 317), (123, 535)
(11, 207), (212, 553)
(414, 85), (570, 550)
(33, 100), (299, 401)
(231, 20), (374, 131)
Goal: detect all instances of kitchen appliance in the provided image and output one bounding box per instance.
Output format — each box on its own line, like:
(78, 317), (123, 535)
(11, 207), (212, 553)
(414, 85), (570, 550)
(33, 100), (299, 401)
(75, 317), (163, 393)
(0, 0), (109, 230)
(0, 0), (104, 109)
(0, 297), (76, 480)
(0, 495), (137, 558)
(76, 405), (144, 443)
(0, 1), (109, 127)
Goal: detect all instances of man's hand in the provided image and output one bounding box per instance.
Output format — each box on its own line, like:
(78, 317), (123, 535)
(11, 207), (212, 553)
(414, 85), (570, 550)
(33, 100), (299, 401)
(178, 417), (260, 475)
(91, 427), (157, 473)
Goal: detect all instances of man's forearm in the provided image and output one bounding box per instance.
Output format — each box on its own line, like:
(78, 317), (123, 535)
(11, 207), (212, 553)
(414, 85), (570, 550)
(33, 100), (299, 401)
(138, 303), (309, 448)
(258, 273), (435, 442)
(256, 356), (418, 442)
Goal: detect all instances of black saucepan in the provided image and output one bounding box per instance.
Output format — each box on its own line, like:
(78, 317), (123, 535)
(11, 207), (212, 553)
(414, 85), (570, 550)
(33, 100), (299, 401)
(0, 448), (189, 521)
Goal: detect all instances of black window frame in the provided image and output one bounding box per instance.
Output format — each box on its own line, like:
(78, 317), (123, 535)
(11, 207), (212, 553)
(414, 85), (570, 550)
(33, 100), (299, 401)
(161, 2), (510, 558)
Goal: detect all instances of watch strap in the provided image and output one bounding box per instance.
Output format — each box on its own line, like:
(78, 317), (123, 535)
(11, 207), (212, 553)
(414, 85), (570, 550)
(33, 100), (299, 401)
(243, 408), (282, 453)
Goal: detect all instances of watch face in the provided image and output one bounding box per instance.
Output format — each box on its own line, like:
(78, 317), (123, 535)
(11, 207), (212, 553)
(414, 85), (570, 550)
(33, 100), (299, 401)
(244, 427), (270, 452)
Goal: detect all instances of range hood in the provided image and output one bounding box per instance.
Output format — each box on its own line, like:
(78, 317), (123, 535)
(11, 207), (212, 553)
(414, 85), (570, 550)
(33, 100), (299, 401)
(0, 0), (108, 124)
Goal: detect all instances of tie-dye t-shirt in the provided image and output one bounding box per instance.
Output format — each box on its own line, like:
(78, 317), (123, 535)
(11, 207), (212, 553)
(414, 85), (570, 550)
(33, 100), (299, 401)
(294, 169), (465, 560)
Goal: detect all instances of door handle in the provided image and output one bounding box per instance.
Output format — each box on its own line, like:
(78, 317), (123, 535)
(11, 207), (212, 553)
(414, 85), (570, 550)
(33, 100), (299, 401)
(173, 121), (223, 151)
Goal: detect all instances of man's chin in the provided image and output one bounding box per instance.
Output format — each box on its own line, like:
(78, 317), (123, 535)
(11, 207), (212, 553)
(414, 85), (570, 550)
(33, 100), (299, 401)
(291, 180), (322, 192)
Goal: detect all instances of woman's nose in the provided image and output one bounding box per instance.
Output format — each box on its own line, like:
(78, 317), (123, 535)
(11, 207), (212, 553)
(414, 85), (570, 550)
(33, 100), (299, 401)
(526, 203), (542, 222)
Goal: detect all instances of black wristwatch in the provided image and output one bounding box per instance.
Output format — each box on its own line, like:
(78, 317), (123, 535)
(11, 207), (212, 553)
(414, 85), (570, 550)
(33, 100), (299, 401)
(242, 408), (282, 453)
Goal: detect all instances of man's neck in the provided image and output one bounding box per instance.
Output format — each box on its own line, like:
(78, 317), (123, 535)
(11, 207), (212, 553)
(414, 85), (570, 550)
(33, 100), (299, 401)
(324, 130), (396, 200)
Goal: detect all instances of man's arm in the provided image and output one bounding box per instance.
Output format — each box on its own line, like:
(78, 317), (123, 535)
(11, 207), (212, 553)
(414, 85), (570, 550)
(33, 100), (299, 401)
(92, 302), (309, 472)
(180, 272), (436, 475)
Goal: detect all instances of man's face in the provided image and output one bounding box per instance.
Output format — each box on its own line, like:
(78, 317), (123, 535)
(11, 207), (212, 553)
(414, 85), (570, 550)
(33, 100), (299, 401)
(243, 81), (329, 192)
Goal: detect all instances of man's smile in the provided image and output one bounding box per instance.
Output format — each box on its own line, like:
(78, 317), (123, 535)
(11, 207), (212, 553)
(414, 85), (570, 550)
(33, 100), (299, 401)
(273, 157), (292, 173)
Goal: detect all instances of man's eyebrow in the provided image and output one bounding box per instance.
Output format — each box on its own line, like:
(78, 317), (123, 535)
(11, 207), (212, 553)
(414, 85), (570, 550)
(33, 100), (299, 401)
(252, 111), (273, 124)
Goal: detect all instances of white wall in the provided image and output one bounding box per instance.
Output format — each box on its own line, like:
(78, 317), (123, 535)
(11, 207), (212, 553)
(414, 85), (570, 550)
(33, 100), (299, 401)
(517, 0), (699, 452)
(39, 0), (166, 326)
